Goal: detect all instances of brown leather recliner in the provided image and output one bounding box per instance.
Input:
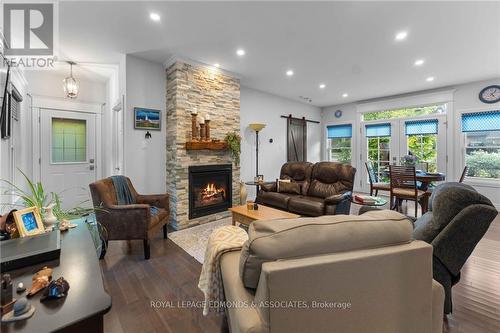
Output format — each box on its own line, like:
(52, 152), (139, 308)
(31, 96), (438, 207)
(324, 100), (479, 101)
(89, 177), (170, 259)
(257, 162), (356, 216)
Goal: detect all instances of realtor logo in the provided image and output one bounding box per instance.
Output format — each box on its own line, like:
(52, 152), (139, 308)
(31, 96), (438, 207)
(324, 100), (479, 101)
(3, 3), (54, 56)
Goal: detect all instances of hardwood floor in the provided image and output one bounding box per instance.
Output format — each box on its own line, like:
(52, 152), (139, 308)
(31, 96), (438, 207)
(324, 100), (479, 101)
(100, 211), (500, 333)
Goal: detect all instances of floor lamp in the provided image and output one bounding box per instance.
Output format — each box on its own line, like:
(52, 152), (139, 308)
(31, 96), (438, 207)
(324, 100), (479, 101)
(249, 123), (266, 177)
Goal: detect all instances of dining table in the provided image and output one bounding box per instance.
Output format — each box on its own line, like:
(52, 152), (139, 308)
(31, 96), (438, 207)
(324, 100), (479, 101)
(382, 168), (446, 213)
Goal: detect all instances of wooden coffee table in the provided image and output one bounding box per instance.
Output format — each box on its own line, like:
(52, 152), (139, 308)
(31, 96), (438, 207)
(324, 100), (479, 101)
(229, 204), (300, 226)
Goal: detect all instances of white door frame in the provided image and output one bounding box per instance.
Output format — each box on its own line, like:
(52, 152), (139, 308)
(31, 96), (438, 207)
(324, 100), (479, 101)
(31, 96), (103, 183)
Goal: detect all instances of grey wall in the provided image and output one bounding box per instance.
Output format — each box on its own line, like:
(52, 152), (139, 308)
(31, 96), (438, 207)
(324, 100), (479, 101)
(240, 86), (322, 198)
(124, 55), (166, 194)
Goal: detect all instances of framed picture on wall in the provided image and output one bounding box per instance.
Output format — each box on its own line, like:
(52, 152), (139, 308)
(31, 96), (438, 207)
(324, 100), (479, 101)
(134, 107), (161, 130)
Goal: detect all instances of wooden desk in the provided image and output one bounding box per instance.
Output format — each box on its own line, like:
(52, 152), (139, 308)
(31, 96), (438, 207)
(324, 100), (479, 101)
(1, 219), (111, 333)
(229, 205), (300, 226)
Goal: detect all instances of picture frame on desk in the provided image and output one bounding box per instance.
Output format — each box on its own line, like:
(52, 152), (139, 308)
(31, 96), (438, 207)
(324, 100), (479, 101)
(13, 207), (45, 237)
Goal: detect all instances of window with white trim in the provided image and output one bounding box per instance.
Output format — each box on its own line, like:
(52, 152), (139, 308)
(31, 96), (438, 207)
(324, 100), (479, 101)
(462, 111), (500, 179)
(327, 124), (352, 164)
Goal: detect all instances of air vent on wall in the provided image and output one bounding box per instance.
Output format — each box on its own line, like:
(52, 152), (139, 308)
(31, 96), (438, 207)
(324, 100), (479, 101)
(299, 95), (313, 103)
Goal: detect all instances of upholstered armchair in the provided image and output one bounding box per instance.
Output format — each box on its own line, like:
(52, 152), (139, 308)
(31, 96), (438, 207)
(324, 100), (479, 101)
(89, 177), (170, 259)
(412, 182), (497, 314)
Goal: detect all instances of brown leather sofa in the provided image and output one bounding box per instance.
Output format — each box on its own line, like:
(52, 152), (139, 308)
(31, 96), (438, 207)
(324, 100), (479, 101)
(257, 162), (356, 216)
(89, 177), (170, 259)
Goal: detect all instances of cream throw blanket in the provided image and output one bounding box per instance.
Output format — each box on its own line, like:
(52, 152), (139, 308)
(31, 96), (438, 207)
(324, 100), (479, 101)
(198, 225), (248, 316)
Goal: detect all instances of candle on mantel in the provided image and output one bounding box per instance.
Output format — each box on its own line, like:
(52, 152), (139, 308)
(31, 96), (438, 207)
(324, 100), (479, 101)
(198, 116), (205, 124)
(205, 114), (210, 121)
(199, 117), (206, 139)
(191, 108), (198, 115)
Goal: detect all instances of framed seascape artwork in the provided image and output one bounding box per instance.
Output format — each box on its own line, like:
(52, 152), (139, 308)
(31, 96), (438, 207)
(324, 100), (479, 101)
(13, 207), (45, 237)
(134, 107), (161, 130)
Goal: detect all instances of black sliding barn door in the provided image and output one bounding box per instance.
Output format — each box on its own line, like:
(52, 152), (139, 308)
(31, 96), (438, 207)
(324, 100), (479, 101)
(287, 117), (307, 162)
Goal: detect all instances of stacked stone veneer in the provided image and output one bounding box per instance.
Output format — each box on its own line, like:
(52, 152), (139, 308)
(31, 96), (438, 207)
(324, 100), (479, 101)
(166, 61), (241, 230)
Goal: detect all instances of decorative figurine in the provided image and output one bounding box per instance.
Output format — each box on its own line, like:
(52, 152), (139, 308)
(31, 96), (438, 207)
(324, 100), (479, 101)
(43, 203), (58, 229)
(1, 297), (35, 323)
(16, 282), (26, 294)
(59, 219), (77, 231)
(1, 274), (14, 314)
(41, 277), (70, 302)
(27, 266), (53, 297)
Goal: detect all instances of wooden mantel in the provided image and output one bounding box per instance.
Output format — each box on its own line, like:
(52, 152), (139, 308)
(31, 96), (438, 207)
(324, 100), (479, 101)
(185, 141), (227, 150)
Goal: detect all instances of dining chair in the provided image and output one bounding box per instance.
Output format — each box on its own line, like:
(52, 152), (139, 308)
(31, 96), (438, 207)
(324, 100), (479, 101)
(389, 165), (426, 218)
(459, 166), (468, 182)
(365, 161), (390, 196)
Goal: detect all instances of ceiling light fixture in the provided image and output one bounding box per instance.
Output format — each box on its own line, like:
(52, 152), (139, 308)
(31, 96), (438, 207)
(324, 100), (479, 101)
(149, 13), (161, 22)
(319, 84), (326, 89)
(395, 31), (408, 41)
(63, 61), (79, 99)
(342, 93), (348, 98)
(214, 63), (220, 68)
(236, 49), (245, 56)
(286, 70), (294, 76)
(414, 59), (425, 66)
(426, 76), (435, 82)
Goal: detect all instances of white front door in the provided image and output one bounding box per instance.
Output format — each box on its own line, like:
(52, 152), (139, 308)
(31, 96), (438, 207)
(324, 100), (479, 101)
(40, 109), (97, 209)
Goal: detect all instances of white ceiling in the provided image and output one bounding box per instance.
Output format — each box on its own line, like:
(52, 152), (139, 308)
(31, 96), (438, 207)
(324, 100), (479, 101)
(58, 1), (500, 107)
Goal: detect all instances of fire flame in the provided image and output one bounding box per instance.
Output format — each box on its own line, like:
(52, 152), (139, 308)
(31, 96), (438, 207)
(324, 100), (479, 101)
(201, 183), (225, 200)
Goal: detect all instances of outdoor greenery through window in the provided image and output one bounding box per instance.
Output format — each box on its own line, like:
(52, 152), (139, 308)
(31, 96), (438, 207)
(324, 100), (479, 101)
(407, 134), (437, 172)
(328, 137), (352, 164)
(465, 130), (500, 179)
(362, 104), (446, 121)
(368, 136), (390, 182)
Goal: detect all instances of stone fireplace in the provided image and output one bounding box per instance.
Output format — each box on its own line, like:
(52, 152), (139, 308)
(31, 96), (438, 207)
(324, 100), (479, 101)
(166, 61), (240, 229)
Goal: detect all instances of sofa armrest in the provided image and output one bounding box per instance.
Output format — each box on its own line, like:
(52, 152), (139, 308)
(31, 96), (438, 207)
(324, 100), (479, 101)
(324, 191), (352, 204)
(260, 183), (276, 192)
(136, 193), (170, 210)
(96, 204), (151, 240)
(431, 204), (497, 276)
(432, 279), (444, 333)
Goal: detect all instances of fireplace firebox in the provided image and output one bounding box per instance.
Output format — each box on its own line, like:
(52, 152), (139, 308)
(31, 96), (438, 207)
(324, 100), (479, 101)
(188, 164), (232, 219)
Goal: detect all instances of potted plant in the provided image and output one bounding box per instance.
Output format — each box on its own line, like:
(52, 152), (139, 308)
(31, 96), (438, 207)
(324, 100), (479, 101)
(224, 132), (241, 166)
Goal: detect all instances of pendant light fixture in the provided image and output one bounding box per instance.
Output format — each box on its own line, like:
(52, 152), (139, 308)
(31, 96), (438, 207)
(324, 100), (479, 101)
(63, 61), (79, 99)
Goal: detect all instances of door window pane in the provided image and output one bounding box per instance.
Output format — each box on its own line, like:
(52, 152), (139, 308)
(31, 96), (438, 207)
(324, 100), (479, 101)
(52, 118), (86, 163)
(407, 134), (438, 172)
(367, 136), (391, 182)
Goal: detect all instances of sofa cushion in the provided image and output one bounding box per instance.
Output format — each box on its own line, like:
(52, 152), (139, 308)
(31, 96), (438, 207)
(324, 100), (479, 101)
(257, 191), (295, 210)
(279, 162), (313, 195)
(277, 181), (301, 195)
(413, 182), (493, 243)
(239, 209), (413, 289)
(307, 162), (355, 198)
(288, 196), (325, 216)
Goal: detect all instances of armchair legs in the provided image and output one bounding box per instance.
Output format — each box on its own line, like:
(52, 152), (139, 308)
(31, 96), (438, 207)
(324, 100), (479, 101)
(143, 239), (150, 260)
(163, 225), (168, 239)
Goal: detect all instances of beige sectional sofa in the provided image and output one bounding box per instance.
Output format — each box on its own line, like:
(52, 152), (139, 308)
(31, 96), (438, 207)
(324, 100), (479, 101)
(220, 210), (444, 333)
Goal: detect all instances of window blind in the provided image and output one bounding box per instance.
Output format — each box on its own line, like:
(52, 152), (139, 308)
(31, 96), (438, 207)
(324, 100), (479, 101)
(461, 111), (500, 132)
(365, 123), (391, 137)
(405, 119), (438, 135)
(327, 124), (352, 138)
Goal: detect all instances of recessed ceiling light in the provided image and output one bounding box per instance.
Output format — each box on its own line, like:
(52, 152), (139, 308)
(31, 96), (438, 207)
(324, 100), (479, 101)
(214, 63), (220, 68)
(426, 76), (435, 82)
(395, 31), (408, 41)
(286, 70), (294, 76)
(414, 59), (425, 66)
(149, 13), (161, 22)
(236, 49), (245, 56)
(342, 93), (348, 98)
(319, 83), (326, 89)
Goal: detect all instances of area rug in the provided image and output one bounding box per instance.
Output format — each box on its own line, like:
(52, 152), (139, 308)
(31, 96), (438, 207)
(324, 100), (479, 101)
(169, 218), (231, 263)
